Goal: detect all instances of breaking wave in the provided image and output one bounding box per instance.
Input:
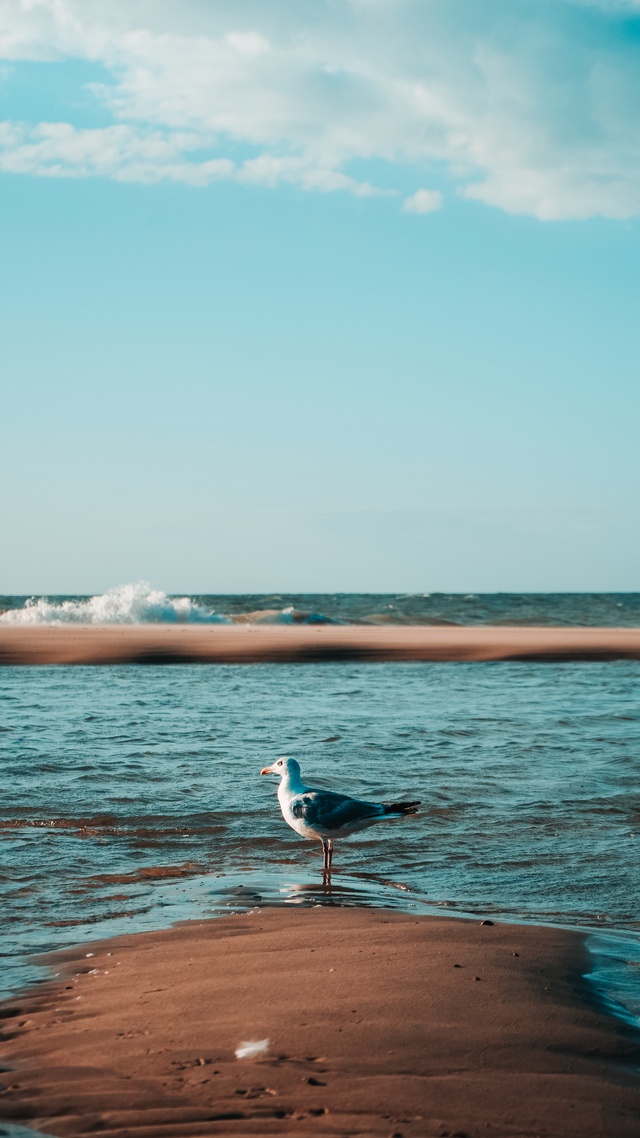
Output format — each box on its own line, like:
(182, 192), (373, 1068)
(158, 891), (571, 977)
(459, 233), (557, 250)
(0, 582), (231, 625)
(0, 582), (342, 626)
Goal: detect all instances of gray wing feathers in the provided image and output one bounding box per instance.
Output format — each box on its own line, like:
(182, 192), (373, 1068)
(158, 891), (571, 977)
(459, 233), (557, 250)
(291, 790), (383, 830)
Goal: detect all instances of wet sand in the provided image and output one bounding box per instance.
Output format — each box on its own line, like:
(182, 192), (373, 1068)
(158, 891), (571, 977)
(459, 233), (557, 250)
(2, 909), (640, 1137)
(1, 623), (640, 664)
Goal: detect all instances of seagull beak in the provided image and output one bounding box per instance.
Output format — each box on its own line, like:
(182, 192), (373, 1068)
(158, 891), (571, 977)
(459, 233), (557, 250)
(260, 765), (273, 775)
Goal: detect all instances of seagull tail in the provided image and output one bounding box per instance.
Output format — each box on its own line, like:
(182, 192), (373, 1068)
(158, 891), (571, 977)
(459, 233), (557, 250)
(382, 800), (421, 816)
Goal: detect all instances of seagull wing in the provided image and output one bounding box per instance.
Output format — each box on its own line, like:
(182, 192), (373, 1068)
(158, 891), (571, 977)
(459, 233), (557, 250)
(290, 789), (383, 831)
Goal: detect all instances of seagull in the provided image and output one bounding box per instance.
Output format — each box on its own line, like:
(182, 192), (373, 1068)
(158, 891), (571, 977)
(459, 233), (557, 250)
(260, 757), (420, 875)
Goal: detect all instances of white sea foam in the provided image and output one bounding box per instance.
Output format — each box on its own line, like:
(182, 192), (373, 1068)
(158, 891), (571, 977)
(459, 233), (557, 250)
(0, 582), (230, 625)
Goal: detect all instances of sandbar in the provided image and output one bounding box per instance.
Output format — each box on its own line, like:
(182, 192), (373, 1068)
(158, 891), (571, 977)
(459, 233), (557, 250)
(1, 623), (640, 664)
(1, 908), (640, 1136)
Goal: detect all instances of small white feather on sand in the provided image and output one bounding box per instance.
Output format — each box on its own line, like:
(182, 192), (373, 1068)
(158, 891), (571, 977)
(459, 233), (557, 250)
(235, 1038), (270, 1060)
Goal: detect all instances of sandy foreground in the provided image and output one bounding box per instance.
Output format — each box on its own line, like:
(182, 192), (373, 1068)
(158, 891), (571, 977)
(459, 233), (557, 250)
(1, 910), (640, 1137)
(1, 624), (640, 664)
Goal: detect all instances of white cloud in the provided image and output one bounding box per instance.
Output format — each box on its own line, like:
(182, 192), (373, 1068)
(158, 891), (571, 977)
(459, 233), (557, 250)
(0, 121), (226, 183)
(0, 120), (378, 192)
(0, 1), (639, 218)
(403, 188), (443, 214)
(225, 31), (270, 56)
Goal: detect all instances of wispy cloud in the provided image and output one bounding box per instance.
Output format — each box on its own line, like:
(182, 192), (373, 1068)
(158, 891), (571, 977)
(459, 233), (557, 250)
(403, 188), (443, 214)
(1, 1), (639, 218)
(0, 120), (378, 192)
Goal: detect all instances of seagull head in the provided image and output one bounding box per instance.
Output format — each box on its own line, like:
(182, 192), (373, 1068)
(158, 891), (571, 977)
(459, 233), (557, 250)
(260, 756), (301, 779)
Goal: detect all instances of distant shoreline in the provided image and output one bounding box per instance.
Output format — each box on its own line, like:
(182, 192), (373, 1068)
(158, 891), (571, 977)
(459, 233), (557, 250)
(2, 623), (640, 664)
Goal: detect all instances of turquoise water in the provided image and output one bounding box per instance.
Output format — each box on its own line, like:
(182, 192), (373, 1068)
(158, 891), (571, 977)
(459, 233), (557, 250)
(1, 657), (640, 1025)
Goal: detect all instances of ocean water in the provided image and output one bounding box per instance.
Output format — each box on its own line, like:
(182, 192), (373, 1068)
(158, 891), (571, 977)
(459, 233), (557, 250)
(2, 582), (640, 626)
(2, 647), (640, 1027)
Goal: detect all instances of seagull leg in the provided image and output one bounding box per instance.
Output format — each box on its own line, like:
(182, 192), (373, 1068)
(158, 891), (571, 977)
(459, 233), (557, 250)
(327, 839), (333, 871)
(321, 838), (333, 885)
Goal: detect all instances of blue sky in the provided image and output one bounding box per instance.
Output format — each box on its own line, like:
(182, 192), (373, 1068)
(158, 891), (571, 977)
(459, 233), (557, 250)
(1, 0), (639, 593)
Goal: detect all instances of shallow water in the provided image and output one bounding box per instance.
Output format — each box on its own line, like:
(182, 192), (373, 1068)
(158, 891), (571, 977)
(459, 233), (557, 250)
(0, 1127), (56, 1138)
(1, 659), (640, 1023)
